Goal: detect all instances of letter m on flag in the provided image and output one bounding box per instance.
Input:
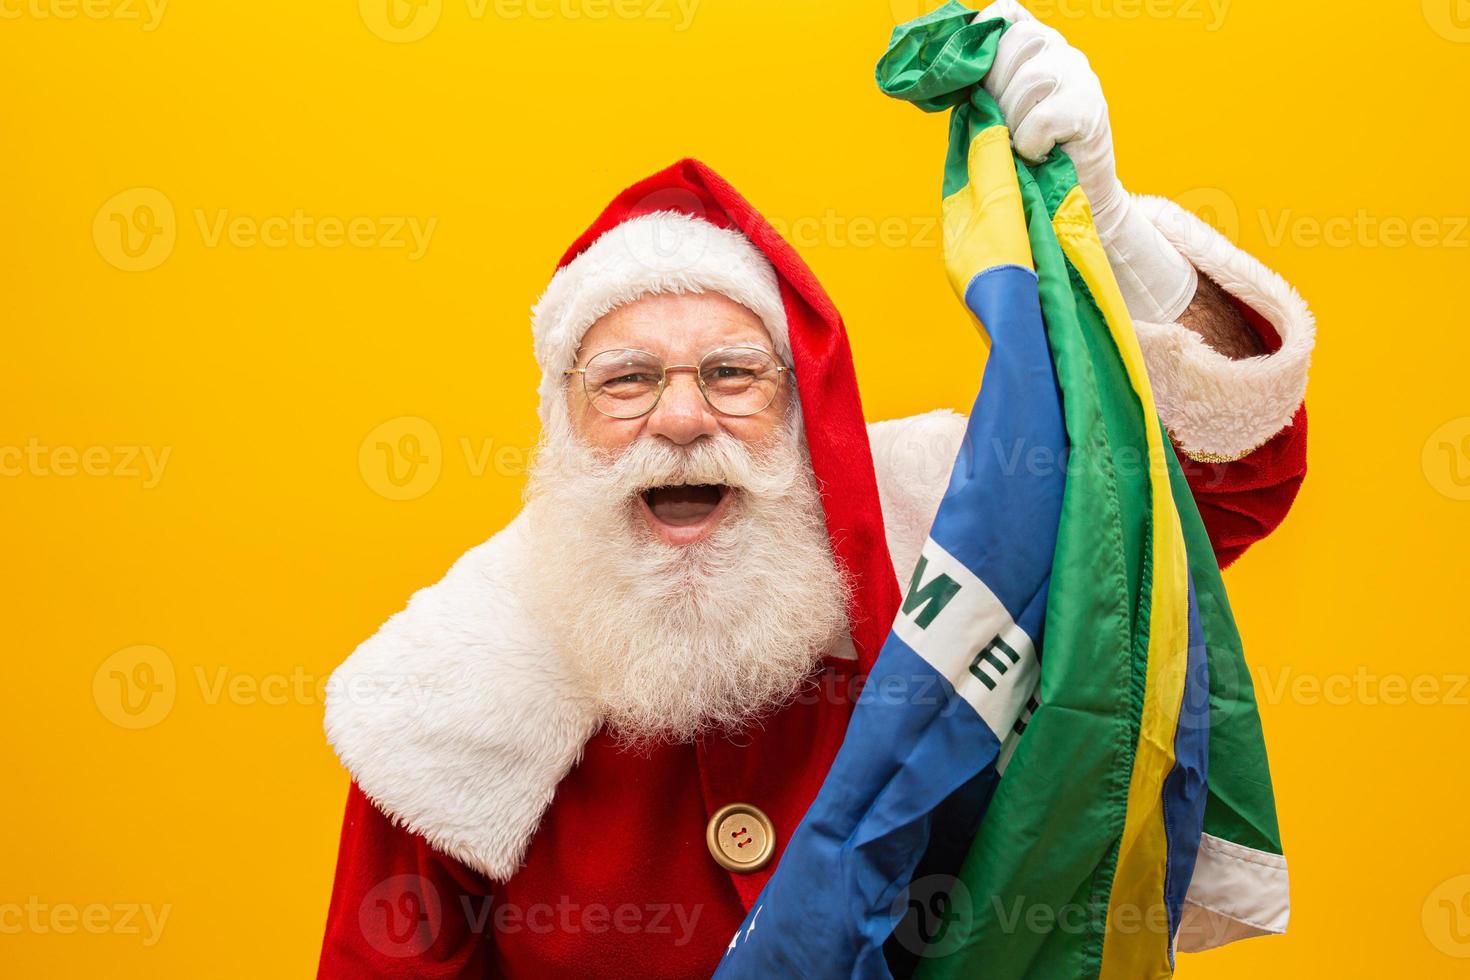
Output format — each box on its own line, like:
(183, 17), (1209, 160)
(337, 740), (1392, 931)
(903, 554), (961, 629)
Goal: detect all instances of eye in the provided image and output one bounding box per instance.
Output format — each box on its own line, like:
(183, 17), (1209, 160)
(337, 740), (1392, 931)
(604, 371), (660, 386)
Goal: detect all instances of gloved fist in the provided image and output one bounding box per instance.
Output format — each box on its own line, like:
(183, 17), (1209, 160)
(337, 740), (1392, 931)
(976, 1), (1125, 235)
(974, 0), (1198, 324)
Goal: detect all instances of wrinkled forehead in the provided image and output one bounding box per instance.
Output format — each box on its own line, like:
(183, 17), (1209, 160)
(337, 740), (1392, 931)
(576, 291), (776, 363)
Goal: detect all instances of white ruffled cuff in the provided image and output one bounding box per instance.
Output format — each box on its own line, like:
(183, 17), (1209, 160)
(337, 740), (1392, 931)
(1131, 195), (1316, 463)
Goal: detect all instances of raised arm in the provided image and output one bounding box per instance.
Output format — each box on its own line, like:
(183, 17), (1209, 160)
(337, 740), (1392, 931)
(976, 0), (1314, 564)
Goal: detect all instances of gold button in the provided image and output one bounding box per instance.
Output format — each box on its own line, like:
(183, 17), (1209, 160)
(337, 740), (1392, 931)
(706, 803), (776, 874)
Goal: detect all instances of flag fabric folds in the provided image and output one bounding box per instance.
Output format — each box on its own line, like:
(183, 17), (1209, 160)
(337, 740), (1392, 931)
(710, 4), (1286, 978)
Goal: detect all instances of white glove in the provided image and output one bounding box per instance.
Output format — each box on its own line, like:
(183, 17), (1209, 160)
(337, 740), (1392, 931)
(974, 0), (1197, 324)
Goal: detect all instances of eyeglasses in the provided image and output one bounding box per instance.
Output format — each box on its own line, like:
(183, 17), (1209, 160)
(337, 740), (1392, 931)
(564, 346), (791, 420)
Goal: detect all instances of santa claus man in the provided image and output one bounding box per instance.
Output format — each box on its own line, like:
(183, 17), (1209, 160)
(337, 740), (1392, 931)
(318, 6), (1313, 976)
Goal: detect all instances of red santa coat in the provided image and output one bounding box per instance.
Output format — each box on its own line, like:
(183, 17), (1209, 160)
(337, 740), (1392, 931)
(318, 164), (1313, 978)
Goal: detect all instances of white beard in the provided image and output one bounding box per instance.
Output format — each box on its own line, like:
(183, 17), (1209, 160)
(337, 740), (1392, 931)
(521, 409), (851, 746)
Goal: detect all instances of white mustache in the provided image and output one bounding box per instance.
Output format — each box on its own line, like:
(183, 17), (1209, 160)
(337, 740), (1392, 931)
(590, 431), (803, 500)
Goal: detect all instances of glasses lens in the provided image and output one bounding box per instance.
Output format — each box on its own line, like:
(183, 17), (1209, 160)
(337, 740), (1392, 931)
(582, 349), (664, 418)
(699, 347), (782, 417)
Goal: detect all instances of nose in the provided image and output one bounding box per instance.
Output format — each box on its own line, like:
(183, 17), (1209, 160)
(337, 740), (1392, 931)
(644, 370), (719, 446)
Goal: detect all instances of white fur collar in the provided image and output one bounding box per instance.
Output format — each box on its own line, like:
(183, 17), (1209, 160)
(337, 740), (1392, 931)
(323, 512), (602, 882)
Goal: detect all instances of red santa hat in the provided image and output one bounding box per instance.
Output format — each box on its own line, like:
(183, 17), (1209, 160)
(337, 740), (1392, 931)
(528, 158), (902, 672)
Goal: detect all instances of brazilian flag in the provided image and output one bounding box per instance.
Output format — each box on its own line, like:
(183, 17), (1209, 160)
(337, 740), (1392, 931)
(711, 4), (1287, 979)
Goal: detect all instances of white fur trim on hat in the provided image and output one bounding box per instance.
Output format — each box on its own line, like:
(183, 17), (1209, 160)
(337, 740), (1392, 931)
(1132, 195), (1315, 463)
(530, 211), (791, 425)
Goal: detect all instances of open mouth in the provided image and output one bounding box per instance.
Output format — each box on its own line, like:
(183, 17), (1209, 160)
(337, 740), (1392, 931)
(637, 483), (735, 545)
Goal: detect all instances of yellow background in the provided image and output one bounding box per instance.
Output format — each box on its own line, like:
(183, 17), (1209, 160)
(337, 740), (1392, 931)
(3, 0), (1468, 975)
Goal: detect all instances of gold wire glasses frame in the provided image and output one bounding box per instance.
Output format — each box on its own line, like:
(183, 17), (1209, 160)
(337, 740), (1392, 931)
(564, 345), (792, 420)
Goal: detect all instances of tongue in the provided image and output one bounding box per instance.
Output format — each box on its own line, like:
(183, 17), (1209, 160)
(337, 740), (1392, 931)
(646, 485), (723, 525)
